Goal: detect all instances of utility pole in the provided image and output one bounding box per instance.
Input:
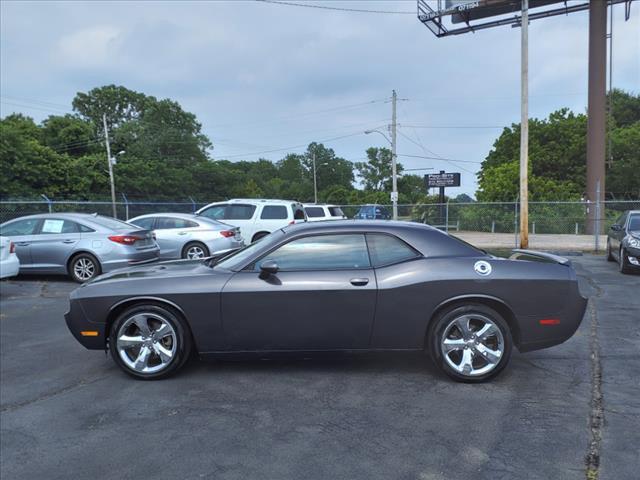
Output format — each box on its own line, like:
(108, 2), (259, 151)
(312, 152), (318, 204)
(390, 89), (398, 221)
(103, 114), (117, 218)
(519, 0), (529, 249)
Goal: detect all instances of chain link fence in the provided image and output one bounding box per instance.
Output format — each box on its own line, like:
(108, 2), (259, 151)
(1, 197), (638, 251)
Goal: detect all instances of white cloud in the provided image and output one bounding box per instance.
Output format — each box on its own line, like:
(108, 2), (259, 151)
(55, 25), (122, 68)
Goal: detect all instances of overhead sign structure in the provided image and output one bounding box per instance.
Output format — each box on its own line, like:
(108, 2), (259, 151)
(425, 172), (461, 188)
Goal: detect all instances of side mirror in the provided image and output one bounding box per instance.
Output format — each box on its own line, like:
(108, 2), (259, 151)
(259, 260), (279, 278)
(611, 224), (622, 231)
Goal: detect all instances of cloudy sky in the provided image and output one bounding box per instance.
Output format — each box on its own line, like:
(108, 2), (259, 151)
(1, 0), (638, 197)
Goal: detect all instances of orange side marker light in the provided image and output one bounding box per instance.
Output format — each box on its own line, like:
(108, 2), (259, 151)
(80, 331), (99, 337)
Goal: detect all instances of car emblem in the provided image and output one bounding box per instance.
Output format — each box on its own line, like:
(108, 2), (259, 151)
(474, 261), (492, 276)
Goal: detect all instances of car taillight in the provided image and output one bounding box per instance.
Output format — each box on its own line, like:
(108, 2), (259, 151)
(9, 241), (15, 254)
(108, 235), (141, 245)
(289, 220), (295, 225)
(220, 230), (235, 238)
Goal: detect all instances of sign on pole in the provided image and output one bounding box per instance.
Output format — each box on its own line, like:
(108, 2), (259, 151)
(425, 172), (461, 188)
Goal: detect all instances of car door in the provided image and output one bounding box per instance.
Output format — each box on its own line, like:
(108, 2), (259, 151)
(30, 219), (82, 272)
(152, 217), (183, 259)
(221, 233), (377, 351)
(224, 204), (258, 242)
(0, 218), (41, 268)
(609, 212), (627, 254)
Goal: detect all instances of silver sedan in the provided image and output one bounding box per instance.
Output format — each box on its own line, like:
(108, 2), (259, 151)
(127, 213), (244, 260)
(0, 213), (159, 282)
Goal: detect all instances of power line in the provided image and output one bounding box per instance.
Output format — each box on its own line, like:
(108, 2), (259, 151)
(254, 0), (415, 15)
(397, 153), (481, 165)
(0, 100), (71, 115)
(401, 124), (507, 129)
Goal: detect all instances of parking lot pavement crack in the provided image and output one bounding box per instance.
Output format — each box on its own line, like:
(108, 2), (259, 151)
(581, 273), (604, 480)
(0, 375), (107, 414)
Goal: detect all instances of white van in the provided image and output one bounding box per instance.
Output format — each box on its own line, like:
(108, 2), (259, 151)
(196, 199), (306, 243)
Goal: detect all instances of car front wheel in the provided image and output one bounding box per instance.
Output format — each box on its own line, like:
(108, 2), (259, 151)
(109, 304), (192, 380)
(429, 304), (512, 383)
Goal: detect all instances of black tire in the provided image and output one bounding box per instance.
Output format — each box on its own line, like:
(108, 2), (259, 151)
(606, 239), (615, 262)
(68, 252), (101, 283)
(428, 304), (513, 383)
(109, 303), (193, 380)
(251, 231), (269, 243)
(619, 247), (632, 274)
(181, 241), (209, 259)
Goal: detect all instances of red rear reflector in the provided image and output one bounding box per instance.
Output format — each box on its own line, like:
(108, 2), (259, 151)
(289, 220), (295, 225)
(220, 230), (235, 238)
(539, 319), (561, 326)
(9, 241), (15, 254)
(108, 235), (141, 245)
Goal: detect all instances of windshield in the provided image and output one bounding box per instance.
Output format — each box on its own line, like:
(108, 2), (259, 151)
(215, 230), (284, 270)
(629, 214), (640, 231)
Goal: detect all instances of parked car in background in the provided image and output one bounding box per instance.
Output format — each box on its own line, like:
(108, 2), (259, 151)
(128, 213), (244, 260)
(0, 236), (20, 280)
(0, 213), (159, 282)
(196, 199), (306, 243)
(607, 210), (640, 274)
(303, 204), (347, 222)
(65, 220), (587, 382)
(354, 204), (391, 220)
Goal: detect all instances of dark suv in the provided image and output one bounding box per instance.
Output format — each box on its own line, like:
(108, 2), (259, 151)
(354, 204), (391, 220)
(606, 210), (640, 274)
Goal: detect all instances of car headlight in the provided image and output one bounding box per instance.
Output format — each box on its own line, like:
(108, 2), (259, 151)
(626, 237), (640, 249)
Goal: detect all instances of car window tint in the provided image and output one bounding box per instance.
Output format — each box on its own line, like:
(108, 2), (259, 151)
(40, 219), (79, 234)
(1, 218), (40, 236)
(328, 207), (344, 217)
(227, 204), (256, 220)
(261, 205), (288, 220)
(305, 207), (325, 218)
(293, 206), (306, 220)
(258, 234), (370, 271)
(78, 224), (95, 233)
(130, 217), (155, 229)
(629, 215), (640, 231)
(367, 233), (420, 267)
(156, 217), (197, 229)
(200, 205), (227, 220)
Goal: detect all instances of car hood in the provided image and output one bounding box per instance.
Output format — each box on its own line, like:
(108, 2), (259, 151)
(87, 258), (210, 285)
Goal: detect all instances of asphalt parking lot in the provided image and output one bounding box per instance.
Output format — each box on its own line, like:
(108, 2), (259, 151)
(1, 255), (638, 480)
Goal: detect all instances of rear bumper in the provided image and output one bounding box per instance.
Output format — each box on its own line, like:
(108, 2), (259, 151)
(517, 287), (588, 353)
(101, 247), (160, 272)
(0, 255), (20, 279)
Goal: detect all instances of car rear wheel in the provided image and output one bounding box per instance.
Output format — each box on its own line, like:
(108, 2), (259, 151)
(429, 304), (512, 383)
(109, 304), (192, 380)
(182, 241), (209, 259)
(69, 253), (101, 283)
(606, 239), (615, 262)
(619, 247), (632, 274)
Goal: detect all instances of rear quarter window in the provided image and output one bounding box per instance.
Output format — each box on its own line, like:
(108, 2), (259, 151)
(305, 207), (325, 218)
(261, 205), (288, 220)
(366, 233), (420, 267)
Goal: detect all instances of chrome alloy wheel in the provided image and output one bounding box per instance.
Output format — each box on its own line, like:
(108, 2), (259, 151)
(186, 245), (206, 259)
(440, 313), (505, 377)
(73, 257), (95, 281)
(116, 313), (177, 374)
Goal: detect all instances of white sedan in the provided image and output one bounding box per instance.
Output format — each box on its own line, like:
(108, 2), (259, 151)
(0, 236), (20, 279)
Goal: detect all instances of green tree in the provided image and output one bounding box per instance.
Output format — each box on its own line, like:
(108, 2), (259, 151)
(355, 147), (404, 191)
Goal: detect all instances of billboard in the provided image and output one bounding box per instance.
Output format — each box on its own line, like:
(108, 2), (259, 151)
(444, 0), (566, 24)
(425, 172), (461, 188)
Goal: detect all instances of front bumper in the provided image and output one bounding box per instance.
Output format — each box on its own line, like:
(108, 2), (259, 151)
(624, 244), (640, 267)
(64, 297), (106, 350)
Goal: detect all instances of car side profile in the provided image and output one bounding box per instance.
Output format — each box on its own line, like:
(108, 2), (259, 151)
(355, 204), (391, 220)
(0, 213), (159, 282)
(65, 221), (587, 382)
(303, 204), (347, 222)
(606, 210), (640, 273)
(196, 199), (306, 243)
(128, 213), (244, 259)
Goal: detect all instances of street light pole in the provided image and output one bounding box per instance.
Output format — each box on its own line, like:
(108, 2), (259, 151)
(102, 114), (117, 218)
(312, 152), (318, 204)
(519, 0), (529, 249)
(391, 90), (398, 220)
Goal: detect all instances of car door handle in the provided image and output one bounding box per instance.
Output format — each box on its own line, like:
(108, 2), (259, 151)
(350, 278), (369, 286)
(16, 242), (30, 246)
(62, 239), (76, 244)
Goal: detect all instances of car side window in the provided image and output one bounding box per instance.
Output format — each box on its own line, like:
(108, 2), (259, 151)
(226, 204), (256, 220)
(40, 219), (79, 234)
(200, 204), (227, 220)
(305, 207), (325, 218)
(366, 233), (421, 267)
(78, 224), (95, 233)
(156, 217), (198, 229)
(256, 234), (370, 271)
(1, 218), (40, 236)
(261, 205), (287, 220)
(328, 207), (344, 217)
(130, 217), (155, 229)
(614, 212), (627, 227)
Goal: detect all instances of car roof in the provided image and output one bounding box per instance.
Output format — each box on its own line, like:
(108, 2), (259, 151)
(130, 212), (201, 220)
(282, 219), (438, 235)
(210, 198), (301, 205)
(302, 204), (338, 208)
(2, 212), (114, 222)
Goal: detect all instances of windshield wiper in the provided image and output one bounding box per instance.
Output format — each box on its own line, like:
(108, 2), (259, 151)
(204, 247), (243, 268)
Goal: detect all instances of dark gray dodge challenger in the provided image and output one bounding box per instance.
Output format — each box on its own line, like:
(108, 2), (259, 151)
(65, 221), (588, 382)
